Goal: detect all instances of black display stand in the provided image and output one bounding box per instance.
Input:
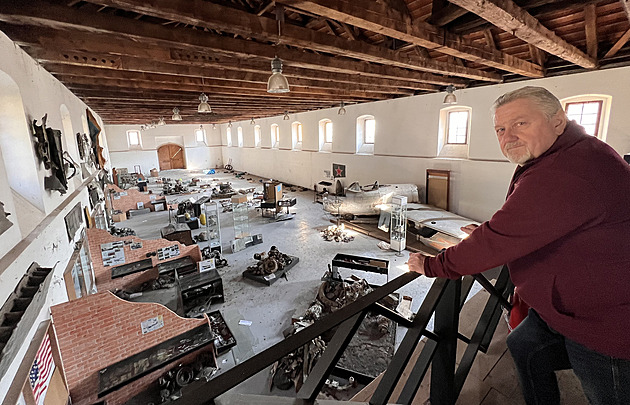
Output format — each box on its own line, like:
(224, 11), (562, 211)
(97, 324), (213, 397)
(157, 256), (196, 277)
(110, 258), (153, 279)
(179, 269), (225, 317)
(331, 253), (389, 285)
(242, 255), (299, 286)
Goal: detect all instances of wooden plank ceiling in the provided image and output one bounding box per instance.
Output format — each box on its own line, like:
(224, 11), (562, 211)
(0, 0), (629, 125)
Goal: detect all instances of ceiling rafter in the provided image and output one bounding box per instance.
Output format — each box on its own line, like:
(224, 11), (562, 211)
(277, 0), (542, 77)
(58, 0), (501, 81)
(448, 0), (597, 68)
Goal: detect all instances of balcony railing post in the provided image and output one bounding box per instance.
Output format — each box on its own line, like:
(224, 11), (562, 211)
(429, 277), (462, 405)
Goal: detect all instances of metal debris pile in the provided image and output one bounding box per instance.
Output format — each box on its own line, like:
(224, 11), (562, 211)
(246, 246), (292, 276)
(162, 178), (189, 195)
(211, 182), (236, 199)
(109, 225), (136, 237)
(270, 272), (379, 393)
(201, 247), (228, 267)
(157, 352), (217, 403)
(321, 224), (354, 243)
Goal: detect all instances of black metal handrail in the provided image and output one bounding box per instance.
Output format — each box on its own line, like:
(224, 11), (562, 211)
(167, 265), (513, 405)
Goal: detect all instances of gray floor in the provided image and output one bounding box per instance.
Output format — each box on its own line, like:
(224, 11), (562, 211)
(118, 168), (450, 399)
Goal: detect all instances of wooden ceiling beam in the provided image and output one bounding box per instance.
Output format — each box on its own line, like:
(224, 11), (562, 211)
(584, 4), (598, 60)
(277, 0), (541, 77)
(44, 64), (417, 95)
(603, 27), (630, 59)
(448, 0), (597, 69)
(18, 0), (500, 81)
(55, 74), (389, 100)
(0, 20), (461, 87)
(620, 0), (630, 24)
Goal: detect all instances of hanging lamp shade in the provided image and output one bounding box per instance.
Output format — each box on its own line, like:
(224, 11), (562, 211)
(158, 116), (166, 126)
(443, 85), (457, 104)
(337, 102), (346, 116)
(198, 93), (212, 113)
(267, 57), (290, 93)
(172, 107), (182, 121)
(283, 111), (290, 120)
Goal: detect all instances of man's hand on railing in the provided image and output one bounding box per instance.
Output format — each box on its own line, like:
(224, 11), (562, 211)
(460, 223), (479, 235)
(408, 252), (429, 275)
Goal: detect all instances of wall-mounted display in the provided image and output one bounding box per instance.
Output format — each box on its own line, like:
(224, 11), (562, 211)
(100, 241), (125, 267)
(32, 114), (69, 194)
(157, 244), (180, 261)
(0, 200), (13, 236)
(64, 203), (84, 241)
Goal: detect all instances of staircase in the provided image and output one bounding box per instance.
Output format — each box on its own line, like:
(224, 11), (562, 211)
(0, 262), (52, 356)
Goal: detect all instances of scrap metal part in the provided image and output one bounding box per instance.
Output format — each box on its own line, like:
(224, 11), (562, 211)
(246, 246), (292, 275)
(0, 200), (13, 235)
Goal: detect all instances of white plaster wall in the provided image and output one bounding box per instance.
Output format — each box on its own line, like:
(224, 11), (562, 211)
(0, 31), (110, 400)
(216, 66), (630, 222)
(106, 124), (224, 171)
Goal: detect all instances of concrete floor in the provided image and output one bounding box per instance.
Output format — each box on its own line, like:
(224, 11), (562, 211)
(117, 168), (454, 400)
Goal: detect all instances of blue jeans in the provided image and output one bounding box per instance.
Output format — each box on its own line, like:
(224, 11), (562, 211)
(506, 309), (630, 405)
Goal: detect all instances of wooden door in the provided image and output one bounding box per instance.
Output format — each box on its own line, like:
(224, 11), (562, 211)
(157, 144), (186, 170)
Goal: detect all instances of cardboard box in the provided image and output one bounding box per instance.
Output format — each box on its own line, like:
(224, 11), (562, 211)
(231, 194), (248, 204)
(112, 212), (127, 222)
(150, 168), (159, 177)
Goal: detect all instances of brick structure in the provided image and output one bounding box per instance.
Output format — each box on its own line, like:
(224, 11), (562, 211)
(51, 292), (209, 405)
(107, 184), (163, 214)
(86, 228), (202, 292)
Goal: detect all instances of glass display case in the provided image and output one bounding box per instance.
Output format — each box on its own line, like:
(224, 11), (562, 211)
(390, 195), (407, 253)
(204, 200), (222, 252)
(231, 196), (250, 240)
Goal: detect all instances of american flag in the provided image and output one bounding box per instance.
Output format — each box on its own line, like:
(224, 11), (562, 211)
(29, 334), (55, 405)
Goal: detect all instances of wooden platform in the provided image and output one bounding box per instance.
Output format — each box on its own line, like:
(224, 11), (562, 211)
(350, 289), (590, 405)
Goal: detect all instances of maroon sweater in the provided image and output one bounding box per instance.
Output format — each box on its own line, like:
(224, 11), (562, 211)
(424, 121), (630, 359)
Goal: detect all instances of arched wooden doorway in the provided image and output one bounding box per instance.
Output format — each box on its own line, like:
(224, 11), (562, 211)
(157, 143), (186, 170)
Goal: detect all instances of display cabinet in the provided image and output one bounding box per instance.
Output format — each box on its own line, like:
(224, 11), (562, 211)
(203, 200), (222, 252)
(231, 196), (250, 240)
(390, 195), (408, 253)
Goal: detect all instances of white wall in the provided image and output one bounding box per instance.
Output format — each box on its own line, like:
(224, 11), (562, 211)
(106, 124), (224, 172)
(0, 30), (111, 400)
(218, 66), (630, 221)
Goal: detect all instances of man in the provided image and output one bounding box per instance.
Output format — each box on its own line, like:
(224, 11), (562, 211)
(408, 86), (630, 405)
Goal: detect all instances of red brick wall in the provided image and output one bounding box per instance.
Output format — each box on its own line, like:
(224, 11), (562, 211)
(50, 291), (209, 405)
(107, 184), (161, 213)
(87, 228), (202, 292)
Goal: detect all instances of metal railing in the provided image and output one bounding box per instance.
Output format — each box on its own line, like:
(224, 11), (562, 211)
(170, 265), (513, 405)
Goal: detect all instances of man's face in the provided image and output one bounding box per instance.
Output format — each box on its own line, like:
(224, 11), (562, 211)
(493, 98), (566, 165)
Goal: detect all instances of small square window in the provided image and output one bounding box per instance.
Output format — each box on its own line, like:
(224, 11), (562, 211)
(127, 130), (141, 147)
(195, 128), (205, 142)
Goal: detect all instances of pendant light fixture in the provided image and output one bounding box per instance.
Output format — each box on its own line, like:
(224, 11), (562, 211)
(250, 118), (256, 125)
(198, 93), (212, 113)
(337, 102), (346, 116)
(228, 121), (232, 128)
(172, 107), (182, 121)
(267, 56), (290, 93)
(443, 85), (457, 104)
(283, 111), (290, 120)
(158, 116), (166, 126)
(212, 123), (217, 130)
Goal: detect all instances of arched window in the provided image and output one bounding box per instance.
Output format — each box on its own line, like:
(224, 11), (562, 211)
(292, 121), (302, 150)
(319, 119), (333, 152)
(271, 124), (279, 148)
(437, 106), (471, 159)
(560, 94), (611, 141)
(237, 126), (243, 147)
(226, 127), (232, 147)
(356, 115), (375, 154)
(254, 125), (261, 147)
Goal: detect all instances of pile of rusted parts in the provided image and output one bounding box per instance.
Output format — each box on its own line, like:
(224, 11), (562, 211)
(162, 178), (189, 195)
(321, 224), (355, 243)
(211, 182), (236, 199)
(245, 246), (292, 276)
(156, 351), (217, 403)
(270, 270), (395, 395)
(201, 247), (228, 268)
